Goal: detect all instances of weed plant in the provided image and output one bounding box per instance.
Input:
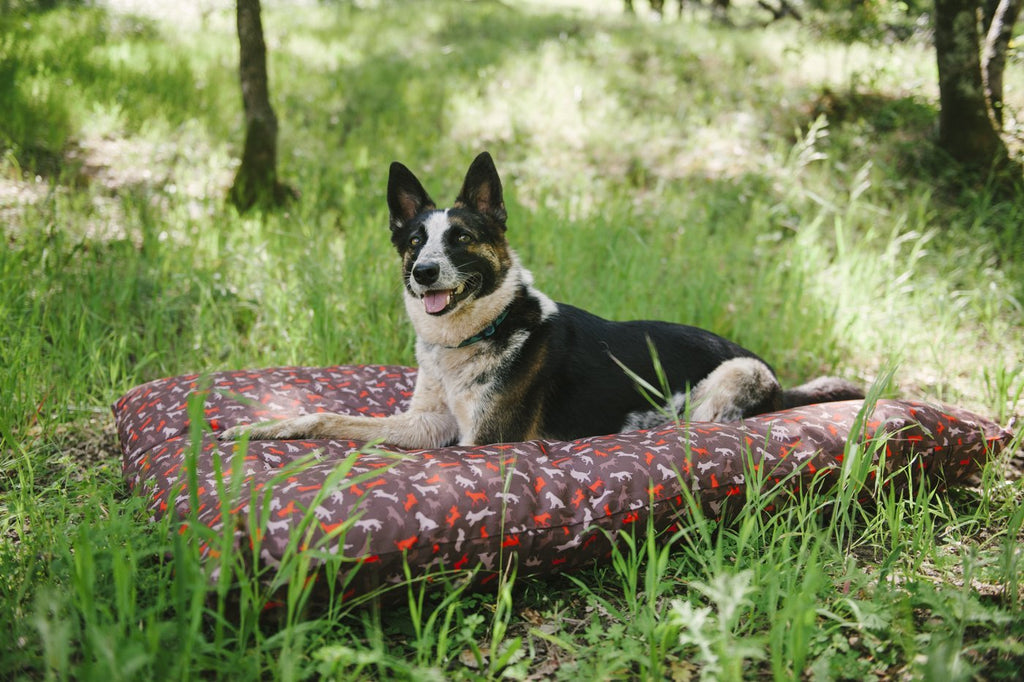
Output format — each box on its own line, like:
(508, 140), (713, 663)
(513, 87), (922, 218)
(1, 0), (1022, 679)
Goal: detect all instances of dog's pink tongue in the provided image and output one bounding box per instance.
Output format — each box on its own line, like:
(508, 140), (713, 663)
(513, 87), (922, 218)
(423, 290), (451, 314)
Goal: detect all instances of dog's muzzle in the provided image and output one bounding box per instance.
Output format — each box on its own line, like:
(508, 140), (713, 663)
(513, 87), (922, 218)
(412, 262), (440, 286)
(411, 261), (467, 315)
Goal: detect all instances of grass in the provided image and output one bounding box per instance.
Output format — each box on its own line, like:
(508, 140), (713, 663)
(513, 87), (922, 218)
(1, 0), (1023, 678)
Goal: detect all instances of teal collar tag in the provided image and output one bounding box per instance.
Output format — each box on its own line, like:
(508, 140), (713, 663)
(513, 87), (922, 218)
(454, 308), (510, 348)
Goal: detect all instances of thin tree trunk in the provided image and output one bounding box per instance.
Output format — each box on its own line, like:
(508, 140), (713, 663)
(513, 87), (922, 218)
(933, 0), (1008, 168)
(229, 0), (293, 211)
(982, 0), (1022, 128)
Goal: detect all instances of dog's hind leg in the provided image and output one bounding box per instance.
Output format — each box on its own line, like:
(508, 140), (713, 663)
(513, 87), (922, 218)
(622, 359), (864, 431)
(688, 357), (783, 422)
(781, 376), (864, 408)
(692, 361), (864, 419)
(622, 357), (781, 429)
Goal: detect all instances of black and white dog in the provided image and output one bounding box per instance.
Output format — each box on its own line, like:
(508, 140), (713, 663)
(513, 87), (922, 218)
(221, 152), (862, 448)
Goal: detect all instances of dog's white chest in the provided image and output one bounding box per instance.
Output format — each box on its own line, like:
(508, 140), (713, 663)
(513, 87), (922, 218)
(417, 334), (527, 445)
(417, 347), (490, 444)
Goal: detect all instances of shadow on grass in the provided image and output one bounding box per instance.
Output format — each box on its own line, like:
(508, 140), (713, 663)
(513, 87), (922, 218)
(0, 4), (212, 180)
(1, 0), (588, 184)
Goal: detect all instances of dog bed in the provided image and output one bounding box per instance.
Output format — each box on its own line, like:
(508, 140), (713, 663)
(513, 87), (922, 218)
(114, 365), (1014, 597)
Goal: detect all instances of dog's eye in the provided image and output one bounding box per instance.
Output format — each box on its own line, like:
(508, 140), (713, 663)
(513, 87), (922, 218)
(409, 235), (422, 247)
(456, 233), (472, 244)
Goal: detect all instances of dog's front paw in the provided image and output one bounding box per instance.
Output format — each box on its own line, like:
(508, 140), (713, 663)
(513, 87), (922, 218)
(218, 414), (326, 442)
(217, 419), (299, 442)
(218, 422), (269, 441)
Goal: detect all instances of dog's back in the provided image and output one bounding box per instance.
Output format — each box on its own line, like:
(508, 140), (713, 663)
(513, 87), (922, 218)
(533, 304), (769, 440)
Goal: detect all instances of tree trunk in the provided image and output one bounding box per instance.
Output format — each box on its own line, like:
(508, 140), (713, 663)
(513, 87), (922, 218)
(933, 0), (1008, 169)
(229, 0), (293, 211)
(981, 0), (1022, 128)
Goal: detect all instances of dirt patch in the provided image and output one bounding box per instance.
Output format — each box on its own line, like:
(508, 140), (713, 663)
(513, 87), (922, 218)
(3, 129), (236, 248)
(14, 412), (123, 488)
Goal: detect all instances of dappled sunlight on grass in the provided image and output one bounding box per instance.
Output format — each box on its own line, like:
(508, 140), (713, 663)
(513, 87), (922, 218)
(444, 18), (792, 208)
(2, 0), (1021, 397)
(447, 36), (637, 199)
(1, 2), (1023, 677)
(784, 32), (938, 96)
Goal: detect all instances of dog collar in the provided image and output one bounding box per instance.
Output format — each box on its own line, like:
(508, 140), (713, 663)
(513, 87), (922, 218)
(454, 309), (510, 348)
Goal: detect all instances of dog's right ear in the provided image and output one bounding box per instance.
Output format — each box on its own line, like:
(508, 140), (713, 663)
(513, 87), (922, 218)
(387, 162), (436, 231)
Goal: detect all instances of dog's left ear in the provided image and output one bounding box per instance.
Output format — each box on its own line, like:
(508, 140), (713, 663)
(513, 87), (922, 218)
(455, 152), (507, 227)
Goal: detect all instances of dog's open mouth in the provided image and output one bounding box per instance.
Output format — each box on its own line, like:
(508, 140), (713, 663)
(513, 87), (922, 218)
(422, 282), (467, 315)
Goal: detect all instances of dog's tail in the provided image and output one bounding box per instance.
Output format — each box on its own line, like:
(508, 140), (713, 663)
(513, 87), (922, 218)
(782, 376), (865, 409)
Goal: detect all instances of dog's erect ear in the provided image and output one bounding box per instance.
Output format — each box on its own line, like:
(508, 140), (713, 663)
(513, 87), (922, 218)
(388, 162), (436, 231)
(455, 151), (507, 226)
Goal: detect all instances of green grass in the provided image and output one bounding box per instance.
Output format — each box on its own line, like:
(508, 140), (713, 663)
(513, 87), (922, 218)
(1, 0), (1023, 679)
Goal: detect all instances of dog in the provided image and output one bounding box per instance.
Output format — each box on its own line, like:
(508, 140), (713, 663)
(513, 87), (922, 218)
(220, 152), (862, 448)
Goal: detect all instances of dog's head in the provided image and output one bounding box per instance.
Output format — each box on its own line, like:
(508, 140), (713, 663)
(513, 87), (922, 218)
(387, 152), (513, 317)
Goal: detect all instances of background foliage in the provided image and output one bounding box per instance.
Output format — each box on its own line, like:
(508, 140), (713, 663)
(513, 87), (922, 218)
(1, 0), (1022, 679)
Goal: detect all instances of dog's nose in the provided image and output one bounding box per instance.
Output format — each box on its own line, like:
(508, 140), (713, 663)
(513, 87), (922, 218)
(412, 262), (440, 285)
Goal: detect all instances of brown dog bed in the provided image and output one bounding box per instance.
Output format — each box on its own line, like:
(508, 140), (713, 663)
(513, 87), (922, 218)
(114, 364), (1013, 597)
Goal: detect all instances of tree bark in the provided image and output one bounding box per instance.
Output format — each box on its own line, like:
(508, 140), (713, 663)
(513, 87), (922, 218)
(981, 0), (1022, 128)
(229, 0), (293, 211)
(933, 0), (1008, 169)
